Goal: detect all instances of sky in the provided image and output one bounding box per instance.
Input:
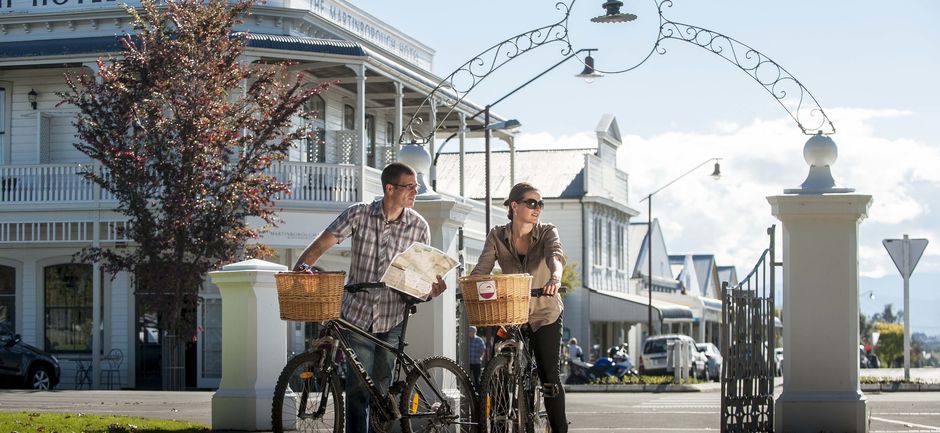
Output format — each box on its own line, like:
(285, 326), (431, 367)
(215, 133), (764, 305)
(353, 0), (940, 334)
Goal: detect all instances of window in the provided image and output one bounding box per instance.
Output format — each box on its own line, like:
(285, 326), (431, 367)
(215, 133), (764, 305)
(305, 95), (326, 163)
(618, 226), (626, 270)
(593, 218), (602, 265)
(343, 104), (355, 130)
(0, 84), (8, 165)
(386, 122), (395, 145)
(0, 86), (5, 136)
(365, 114), (376, 167)
(0, 265), (14, 328)
(44, 264), (93, 353)
(606, 222), (612, 267)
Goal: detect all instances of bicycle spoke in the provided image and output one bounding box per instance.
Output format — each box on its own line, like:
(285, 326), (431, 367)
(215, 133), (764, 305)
(401, 357), (478, 433)
(272, 351), (344, 433)
(480, 354), (517, 433)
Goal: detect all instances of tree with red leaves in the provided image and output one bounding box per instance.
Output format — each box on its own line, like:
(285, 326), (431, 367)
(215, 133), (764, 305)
(60, 0), (329, 388)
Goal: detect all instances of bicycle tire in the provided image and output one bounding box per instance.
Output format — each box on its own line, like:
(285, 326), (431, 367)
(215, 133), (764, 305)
(272, 350), (344, 433)
(479, 354), (521, 433)
(525, 368), (549, 433)
(400, 356), (479, 433)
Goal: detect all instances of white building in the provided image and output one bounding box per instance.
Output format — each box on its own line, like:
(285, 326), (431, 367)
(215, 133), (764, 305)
(438, 114), (702, 362)
(0, 0), (509, 389)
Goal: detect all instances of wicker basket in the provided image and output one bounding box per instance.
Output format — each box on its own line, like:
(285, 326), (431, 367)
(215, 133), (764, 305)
(459, 274), (532, 326)
(274, 271), (346, 322)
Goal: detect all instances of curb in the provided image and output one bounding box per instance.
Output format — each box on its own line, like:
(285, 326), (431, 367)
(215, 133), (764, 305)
(861, 383), (940, 392)
(564, 383), (719, 393)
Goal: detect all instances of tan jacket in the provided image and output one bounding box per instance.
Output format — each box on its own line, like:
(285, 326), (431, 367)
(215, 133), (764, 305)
(470, 222), (565, 331)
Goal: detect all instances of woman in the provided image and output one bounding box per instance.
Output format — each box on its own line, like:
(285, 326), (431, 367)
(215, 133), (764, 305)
(471, 181), (568, 433)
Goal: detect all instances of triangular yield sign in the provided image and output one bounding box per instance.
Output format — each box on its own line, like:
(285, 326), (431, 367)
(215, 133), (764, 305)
(883, 237), (928, 278)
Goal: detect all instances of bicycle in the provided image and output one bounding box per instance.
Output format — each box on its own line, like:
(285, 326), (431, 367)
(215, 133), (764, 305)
(477, 288), (561, 433)
(271, 281), (479, 433)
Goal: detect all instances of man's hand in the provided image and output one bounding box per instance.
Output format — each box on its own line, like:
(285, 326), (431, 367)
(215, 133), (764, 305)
(430, 275), (447, 298)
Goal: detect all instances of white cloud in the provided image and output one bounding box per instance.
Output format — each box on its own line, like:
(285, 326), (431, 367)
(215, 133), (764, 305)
(525, 108), (940, 278)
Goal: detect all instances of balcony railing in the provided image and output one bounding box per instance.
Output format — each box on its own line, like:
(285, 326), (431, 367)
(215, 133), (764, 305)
(0, 162), (380, 206)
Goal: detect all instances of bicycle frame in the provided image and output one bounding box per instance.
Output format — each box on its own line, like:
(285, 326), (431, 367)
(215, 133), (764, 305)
(310, 295), (456, 424)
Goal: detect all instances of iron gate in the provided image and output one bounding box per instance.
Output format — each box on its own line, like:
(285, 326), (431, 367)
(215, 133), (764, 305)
(721, 225), (778, 433)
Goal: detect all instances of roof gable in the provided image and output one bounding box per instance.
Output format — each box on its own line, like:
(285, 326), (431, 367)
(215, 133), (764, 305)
(435, 148), (593, 199)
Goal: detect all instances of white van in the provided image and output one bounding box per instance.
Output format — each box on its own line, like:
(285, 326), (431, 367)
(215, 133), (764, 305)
(639, 334), (706, 378)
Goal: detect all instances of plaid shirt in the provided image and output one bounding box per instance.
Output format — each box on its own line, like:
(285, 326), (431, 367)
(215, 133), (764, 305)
(468, 335), (486, 365)
(326, 199), (430, 333)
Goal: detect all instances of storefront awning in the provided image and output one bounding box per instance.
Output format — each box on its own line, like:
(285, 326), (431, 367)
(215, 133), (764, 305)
(587, 287), (694, 325)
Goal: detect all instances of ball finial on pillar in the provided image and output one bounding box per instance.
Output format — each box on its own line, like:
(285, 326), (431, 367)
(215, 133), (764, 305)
(784, 132), (854, 194)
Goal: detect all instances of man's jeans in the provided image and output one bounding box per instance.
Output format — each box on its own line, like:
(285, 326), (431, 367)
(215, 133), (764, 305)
(343, 323), (403, 433)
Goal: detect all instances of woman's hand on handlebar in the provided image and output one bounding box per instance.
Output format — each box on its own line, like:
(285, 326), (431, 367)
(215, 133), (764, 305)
(542, 275), (561, 296)
(430, 275), (447, 298)
(293, 263), (314, 274)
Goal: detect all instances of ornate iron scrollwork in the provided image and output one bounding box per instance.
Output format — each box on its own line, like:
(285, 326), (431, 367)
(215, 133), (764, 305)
(400, 1), (576, 145)
(403, 0), (834, 143)
(603, 0), (835, 135)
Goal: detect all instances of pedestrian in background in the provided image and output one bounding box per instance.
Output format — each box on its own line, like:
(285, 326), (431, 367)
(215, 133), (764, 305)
(468, 325), (486, 387)
(568, 338), (583, 362)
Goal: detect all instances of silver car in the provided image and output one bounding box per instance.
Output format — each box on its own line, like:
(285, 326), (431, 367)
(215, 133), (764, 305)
(695, 342), (722, 381)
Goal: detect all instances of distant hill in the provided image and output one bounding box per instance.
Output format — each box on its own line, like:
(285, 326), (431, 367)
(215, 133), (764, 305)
(860, 272), (940, 337)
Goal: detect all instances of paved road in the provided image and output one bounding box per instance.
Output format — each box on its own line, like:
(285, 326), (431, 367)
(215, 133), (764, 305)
(1, 388), (938, 432)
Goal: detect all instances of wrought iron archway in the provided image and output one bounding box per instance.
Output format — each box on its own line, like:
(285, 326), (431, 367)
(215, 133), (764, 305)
(400, 0), (835, 145)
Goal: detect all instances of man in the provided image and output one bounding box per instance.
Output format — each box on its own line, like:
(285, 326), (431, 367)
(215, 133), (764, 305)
(467, 325), (486, 387)
(292, 162), (447, 433)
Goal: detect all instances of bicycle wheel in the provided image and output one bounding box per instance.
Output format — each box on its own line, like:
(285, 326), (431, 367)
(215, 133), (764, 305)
(400, 356), (478, 433)
(272, 350), (344, 433)
(479, 354), (520, 433)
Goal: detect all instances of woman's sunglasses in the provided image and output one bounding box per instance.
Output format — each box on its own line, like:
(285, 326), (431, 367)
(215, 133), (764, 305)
(518, 199), (545, 210)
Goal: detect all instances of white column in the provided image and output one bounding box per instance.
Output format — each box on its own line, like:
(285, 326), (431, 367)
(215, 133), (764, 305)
(509, 135), (516, 186)
(458, 111), (466, 197)
(769, 194), (872, 433)
(428, 98), (438, 187)
(209, 259), (288, 431)
(410, 198), (473, 360)
(393, 81), (403, 155)
(347, 63), (367, 198)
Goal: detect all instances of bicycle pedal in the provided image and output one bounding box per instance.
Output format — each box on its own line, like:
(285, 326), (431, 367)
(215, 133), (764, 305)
(541, 383), (560, 398)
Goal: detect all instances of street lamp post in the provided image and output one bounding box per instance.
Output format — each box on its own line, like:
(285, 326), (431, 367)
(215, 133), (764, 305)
(640, 157), (721, 335)
(426, 49), (601, 229)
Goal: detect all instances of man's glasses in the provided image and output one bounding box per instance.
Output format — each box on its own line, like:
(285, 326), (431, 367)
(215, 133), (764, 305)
(391, 183), (419, 192)
(519, 198), (545, 209)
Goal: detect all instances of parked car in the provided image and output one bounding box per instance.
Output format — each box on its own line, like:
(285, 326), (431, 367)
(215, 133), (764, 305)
(639, 334), (706, 379)
(774, 347), (784, 376)
(695, 342), (722, 381)
(0, 323), (61, 390)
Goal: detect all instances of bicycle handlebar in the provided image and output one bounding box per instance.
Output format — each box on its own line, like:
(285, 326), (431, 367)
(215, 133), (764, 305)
(456, 286), (568, 300)
(344, 282), (387, 292)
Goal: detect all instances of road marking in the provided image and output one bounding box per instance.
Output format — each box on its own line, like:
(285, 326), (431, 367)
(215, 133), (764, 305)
(871, 416), (940, 432)
(569, 424), (719, 431)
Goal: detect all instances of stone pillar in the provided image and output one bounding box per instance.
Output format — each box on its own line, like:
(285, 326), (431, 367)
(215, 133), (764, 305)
(410, 198), (473, 361)
(769, 194), (872, 433)
(208, 259), (288, 431)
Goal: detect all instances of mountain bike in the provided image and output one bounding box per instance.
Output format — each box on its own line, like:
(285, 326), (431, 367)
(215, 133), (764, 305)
(271, 282), (479, 433)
